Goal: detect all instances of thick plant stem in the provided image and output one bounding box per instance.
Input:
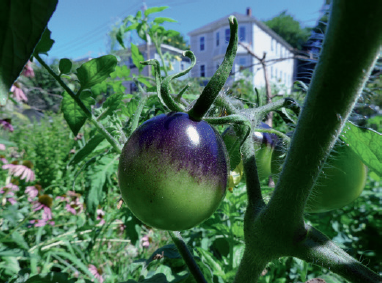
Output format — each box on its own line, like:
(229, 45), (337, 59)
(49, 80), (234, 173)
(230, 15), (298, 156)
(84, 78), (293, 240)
(168, 231), (208, 283)
(35, 54), (122, 154)
(294, 226), (382, 283)
(188, 16), (238, 121)
(267, 0), (382, 227)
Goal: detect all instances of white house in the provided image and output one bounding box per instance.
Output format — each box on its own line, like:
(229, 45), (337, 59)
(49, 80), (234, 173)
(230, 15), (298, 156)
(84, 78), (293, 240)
(188, 8), (295, 92)
(116, 43), (191, 93)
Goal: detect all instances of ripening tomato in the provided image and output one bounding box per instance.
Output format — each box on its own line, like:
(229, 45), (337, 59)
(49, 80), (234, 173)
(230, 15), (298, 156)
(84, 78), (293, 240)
(118, 112), (229, 231)
(271, 141), (367, 213)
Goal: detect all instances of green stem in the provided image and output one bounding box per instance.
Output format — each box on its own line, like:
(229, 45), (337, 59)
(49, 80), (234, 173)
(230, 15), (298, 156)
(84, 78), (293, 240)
(168, 231), (208, 283)
(254, 128), (291, 143)
(35, 54), (122, 154)
(130, 84), (149, 133)
(188, 16), (238, 121)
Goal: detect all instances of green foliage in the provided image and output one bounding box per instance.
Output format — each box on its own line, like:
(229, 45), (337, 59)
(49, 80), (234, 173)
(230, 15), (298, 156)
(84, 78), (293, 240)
(0, 0), (57, 106)
(58, 59), (72, 75)
(264, 11), (311, 50)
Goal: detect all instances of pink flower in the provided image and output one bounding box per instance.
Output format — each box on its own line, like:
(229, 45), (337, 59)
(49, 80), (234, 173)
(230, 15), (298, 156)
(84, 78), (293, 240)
(2, 160), (35, 182)
(97, 209), (105, 225)
(25, 185), (40, 201)
(0, 144), (5, 151)
(55, 191), (84, 215)
(30, 194), (54, 227)
(1, 183), (19, 206)
(140, 230), (153, 248)
(22, 61), (35, 78)
(88, 264), (104, 283)
(10, 84), (28, 102)
(0, 120), (13, 132)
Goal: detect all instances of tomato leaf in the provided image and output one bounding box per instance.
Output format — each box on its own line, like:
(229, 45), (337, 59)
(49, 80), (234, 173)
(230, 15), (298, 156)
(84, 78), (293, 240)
(68, 133), (105, 167)
(154, 17), (177, 24)
(76, 55), (118, 89)
(61, 90), (95, 136)
(130, 43), (145, 73)
(99, 92), (123, 120)
(121, 98), (139, 118)
(58, 58), (72, 74)
(33, 28), (55, 55)
(340, 121), (382, 176)
(144, 6), (169, 17)
(110, 65), (131, 79)
(0, 0), (58, 106)
(85, 154), (117, 219)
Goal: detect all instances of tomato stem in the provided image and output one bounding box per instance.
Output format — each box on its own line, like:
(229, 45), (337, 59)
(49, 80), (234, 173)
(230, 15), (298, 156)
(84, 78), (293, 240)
(188, 16), (238, 121)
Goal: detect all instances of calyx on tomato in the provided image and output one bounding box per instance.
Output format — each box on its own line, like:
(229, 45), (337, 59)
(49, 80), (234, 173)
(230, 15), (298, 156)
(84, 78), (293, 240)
(118, 112), (229, 231)
(271, 140), (367, 213)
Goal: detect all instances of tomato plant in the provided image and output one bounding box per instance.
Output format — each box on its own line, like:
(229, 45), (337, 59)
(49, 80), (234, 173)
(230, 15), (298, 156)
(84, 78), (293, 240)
(272, 141), (367, 213)
(223, 122), (277, 187)
(118, 112), (229, 231)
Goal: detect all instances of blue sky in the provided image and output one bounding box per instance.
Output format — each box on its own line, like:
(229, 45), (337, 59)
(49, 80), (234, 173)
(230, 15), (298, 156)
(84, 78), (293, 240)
(47, 0), (325, 61)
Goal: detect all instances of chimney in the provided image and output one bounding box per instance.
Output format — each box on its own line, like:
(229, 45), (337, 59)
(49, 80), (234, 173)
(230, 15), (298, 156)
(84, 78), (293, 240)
(246, 7), (252, 16)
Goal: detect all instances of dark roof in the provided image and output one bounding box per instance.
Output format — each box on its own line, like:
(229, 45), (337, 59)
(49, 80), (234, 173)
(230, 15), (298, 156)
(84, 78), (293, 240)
(188, 12), (293, 50)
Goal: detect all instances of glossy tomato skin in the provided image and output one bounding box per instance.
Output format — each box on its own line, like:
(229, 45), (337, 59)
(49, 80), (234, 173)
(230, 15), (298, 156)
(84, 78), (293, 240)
(118, 112), (229, 231)
(271, 142), (367, 213)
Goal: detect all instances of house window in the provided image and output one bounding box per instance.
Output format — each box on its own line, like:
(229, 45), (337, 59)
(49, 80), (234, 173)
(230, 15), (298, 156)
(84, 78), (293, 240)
(280, 70), (282, 80)
(200, 36), (205, 51)
(225, 28), (230, 42)
(239, 26), (246, 41)
(181, 63), (184, 70)
(239, 57), (246, 66)
(200, 64), (206, 77)
(271, 39), (274, 51)
(284, 73), (287, 83)
(216, 32), (220, 46)
(271, 66), (273, 78)
(130, 82), (137, 93)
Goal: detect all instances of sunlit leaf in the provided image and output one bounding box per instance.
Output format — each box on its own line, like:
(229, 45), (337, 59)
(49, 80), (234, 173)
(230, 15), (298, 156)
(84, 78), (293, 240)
(341, 121), (382, 176)
(76, 55), (118, 89)
(144, 6), (169, 17)
(130, 43), (145, 73)
(0, 0), (58, 105)
(154, 17), (177, 24)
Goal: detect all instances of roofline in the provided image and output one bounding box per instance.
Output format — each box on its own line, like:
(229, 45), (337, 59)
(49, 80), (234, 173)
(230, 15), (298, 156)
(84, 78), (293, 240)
(188, 12), (293, 50)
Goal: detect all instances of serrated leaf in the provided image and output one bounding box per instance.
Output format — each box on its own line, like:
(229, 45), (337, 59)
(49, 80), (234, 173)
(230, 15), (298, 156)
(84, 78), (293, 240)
(110, 65), (131, 79)
(68, 133), (105, 166)
(61, 90), (95, 136)
(144, 6), (169, 17)
(85, 155), (117, 219)
(59, 58), (72, 74)
(0, 0), (58, 106)
(130, 43), (144, 73)
(136, 77), (152, 88)
(154, 17), (177, 24)
(76, 55), (118, 89)
(34, 28), (54, 55)
(121, 98), (139, 118)
(340, 121), (382, 176)
(100, 92), (123, 120)
(91, 81), (107, 97)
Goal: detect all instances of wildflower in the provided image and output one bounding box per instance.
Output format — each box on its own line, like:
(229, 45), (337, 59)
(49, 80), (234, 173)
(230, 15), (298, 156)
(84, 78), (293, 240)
(25, 184), (41, 201)
(22, 61), (35, 78)
(140, 230), (153, 248)
(55, 191), (84, 215)
(0, 183), (19, 206)
(10, 83), (28, 102)
(0, 144), (5, 151)
(2, 160), (35, 182)
(97, 209), (105, 225)
(88, 264), (104, 283)
(0, 120), (14, 132)
(30, 195), (54, 227)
